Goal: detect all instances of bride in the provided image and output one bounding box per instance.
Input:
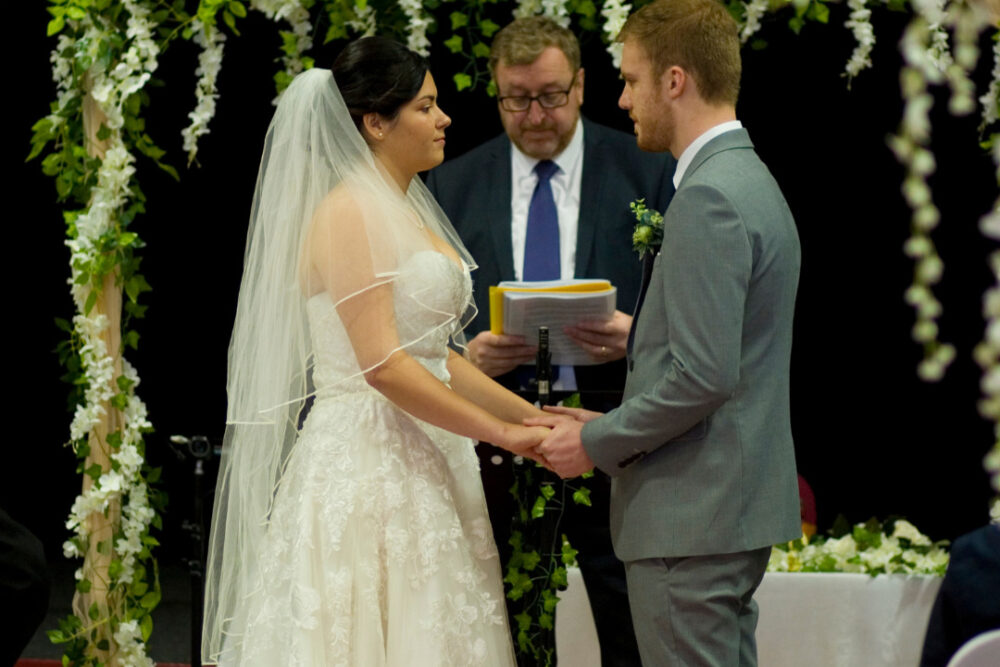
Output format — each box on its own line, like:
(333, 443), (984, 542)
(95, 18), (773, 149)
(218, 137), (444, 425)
(201, 37), (549, 666)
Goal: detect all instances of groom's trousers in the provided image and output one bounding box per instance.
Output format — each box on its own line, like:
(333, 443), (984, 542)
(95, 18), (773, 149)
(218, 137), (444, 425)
(625, 546), (771, 667)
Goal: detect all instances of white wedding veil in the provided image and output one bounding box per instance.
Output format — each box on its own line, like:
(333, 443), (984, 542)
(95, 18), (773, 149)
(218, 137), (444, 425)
(201, 65), (476, 663)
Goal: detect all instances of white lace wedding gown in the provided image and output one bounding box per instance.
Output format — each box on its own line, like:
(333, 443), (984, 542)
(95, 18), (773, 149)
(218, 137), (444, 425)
(226, 252), (516, 666)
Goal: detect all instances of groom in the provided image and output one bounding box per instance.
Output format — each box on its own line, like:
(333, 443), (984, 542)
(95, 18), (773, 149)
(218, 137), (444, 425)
(530, 0), (802, 664)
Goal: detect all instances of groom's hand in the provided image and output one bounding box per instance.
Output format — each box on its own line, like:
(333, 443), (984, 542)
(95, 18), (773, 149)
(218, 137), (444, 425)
(467, 331), (536, 377)
(540, 404), (603, 423)
(525, 415), (594, 479)
(564, 310), (631, 362)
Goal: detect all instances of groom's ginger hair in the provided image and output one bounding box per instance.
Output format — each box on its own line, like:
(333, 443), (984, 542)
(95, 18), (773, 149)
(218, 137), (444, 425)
(489, 16), (581, 78)
(617, 0), (741, 106)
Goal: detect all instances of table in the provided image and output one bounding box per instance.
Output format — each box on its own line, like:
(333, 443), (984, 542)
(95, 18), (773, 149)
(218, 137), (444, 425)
(555, 568), (942, 666)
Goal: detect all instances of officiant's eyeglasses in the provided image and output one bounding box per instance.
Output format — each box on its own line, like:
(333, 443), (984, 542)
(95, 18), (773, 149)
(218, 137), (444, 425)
(497, 77), (578, 112)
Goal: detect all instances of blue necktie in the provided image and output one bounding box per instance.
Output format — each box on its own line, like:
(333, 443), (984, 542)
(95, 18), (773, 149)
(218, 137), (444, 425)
(523, 160), (560, 280)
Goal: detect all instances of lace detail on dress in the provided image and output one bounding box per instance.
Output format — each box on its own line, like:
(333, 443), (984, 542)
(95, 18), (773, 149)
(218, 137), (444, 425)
(220, 253), (514, 666)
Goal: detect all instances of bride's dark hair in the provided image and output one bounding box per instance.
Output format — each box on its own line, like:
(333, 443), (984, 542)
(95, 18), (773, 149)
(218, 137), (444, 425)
(332, 36), (429, 133)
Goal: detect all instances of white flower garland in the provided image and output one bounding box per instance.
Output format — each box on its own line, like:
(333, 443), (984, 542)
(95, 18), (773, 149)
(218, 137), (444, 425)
(981, 37), (1000, 130)
(250, 0), (315, 85)
(740, 0), (769, 45)
(600, 0), (631, 69)
(768, 519), (949, 575)
(889, 8), (956, 381)
(346, 0), (377, 37)
(540, 0), (571, 28)
(397, 0), (433, 56)
(844, 0), (875, 81)
(513, 0), (544, 19)
(181, 19), (226, 164)
(51, 3), (159, 664)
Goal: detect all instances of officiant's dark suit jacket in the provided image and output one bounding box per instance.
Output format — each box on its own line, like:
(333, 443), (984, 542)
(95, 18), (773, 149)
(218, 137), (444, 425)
(581, 129), (802, 561)
(425, 118), (676, 398)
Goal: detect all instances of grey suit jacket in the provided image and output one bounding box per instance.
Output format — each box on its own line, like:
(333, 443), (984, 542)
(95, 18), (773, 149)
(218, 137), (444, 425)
(581, 129), (801, 560)
(426, 119), (676, 398)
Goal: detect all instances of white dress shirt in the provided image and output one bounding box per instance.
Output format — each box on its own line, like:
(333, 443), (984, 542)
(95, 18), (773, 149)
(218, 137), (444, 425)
(510, 120), (584, 281)
(509, 120), (585, 390)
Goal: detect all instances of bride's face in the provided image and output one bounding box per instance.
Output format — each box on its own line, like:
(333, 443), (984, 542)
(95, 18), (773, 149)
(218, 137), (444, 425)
(377, 72), (451, 177)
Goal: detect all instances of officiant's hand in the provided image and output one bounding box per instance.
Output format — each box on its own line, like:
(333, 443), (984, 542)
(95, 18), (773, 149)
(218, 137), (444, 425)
(467, 331), (537, 377)
(564, 310), (631, 363)
(524, 414), (595, 479)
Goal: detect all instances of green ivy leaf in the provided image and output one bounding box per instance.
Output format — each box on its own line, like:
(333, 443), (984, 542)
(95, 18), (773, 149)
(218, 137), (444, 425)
(125, 274), (152, 303)
(444, 34), (463, 54)
(479, 19), (500, 37)
(108, 559), (124, 581)
(572, 487), (591, 506)
(521, 550), (541, 571)
(84, 463), (103, 481)
(228, 1), (247, 18)
(453, 73), (472, 92)
(75, 578), (92, 593)
(124, 329), (140, 350)
(88, 601), (100, 621)
(450, 12), (468, 30)
(140, 613), (153, 641)
(147, 466), (162, 484)
(47, 629), (67, 644)
(47, 16), (66, 36)
(472, 41), (491, 59)
(222, 10), (239, 35)
(531, 495), (546, 518)
(141, 590), (161, 610)
(539, 611), (554, 630)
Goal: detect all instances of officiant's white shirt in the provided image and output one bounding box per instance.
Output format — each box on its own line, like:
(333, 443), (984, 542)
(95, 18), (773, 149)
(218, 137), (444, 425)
(509, 119), (584, 390)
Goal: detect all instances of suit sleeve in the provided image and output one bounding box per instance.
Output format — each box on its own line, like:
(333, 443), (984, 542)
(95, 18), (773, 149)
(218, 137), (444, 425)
(581, 182), (752, 473)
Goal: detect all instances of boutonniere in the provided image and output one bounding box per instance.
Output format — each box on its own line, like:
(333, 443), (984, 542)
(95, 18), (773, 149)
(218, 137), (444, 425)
(630, 198), (664, 259)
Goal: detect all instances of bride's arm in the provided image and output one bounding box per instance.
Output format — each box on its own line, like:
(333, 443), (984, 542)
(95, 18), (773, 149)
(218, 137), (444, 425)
(310, 192), (547, 457)
(340, 285), (546, 456)
(446, 350), (545, 424)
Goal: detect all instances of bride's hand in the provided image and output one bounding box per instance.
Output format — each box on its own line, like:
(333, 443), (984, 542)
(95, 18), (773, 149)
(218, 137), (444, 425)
(495, 423), (551, 465)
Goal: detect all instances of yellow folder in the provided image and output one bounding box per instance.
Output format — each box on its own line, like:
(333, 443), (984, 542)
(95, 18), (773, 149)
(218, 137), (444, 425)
(488, 281), (614, 335)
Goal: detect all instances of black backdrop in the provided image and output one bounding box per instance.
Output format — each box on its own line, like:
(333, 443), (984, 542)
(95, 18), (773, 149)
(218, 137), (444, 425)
(6, 3), (997, 564)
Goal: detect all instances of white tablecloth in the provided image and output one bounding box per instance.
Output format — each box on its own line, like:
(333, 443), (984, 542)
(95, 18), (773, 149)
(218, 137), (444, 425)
(555, 568), (942, 667)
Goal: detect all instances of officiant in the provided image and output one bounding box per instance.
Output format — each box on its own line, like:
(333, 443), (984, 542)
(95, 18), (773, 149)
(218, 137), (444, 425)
(425, 15), (675, 666)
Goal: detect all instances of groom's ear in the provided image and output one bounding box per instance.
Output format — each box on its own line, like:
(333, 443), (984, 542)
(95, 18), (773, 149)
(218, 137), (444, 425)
(575, 68), (585, 105)
(662, 66), (686, 101)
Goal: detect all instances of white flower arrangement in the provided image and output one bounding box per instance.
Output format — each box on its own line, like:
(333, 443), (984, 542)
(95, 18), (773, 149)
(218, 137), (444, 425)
(251, 0), (316, 91)
(600, 0), (631, 69)
(181, 19), (227, 164)
(541, 0), (571, 28)
(740, 0), (769, 45)
(513, 0), (544, 19)
(768, 518), (950, 576)
(45, 2), (161, 664)
(397, 0), (434, 56)
(844, 0), (875, 81)
(981, 38), (1000, 130)
(346, 0), (377, 37)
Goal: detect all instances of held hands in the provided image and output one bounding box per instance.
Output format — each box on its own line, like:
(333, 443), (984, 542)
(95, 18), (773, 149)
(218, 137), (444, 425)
(496, 423), (551, 465)
(524, 406), (603, 479)
(467, 331), (536, 377)
(564, 310), (632, 363)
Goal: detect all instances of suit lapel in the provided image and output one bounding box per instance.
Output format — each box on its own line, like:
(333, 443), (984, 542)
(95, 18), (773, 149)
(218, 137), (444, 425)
(576, 120), (602, 279)
(486, 137), (516, 281)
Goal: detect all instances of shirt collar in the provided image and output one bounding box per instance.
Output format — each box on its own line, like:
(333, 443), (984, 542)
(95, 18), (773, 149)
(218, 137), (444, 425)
(672, 120), (743, 188)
